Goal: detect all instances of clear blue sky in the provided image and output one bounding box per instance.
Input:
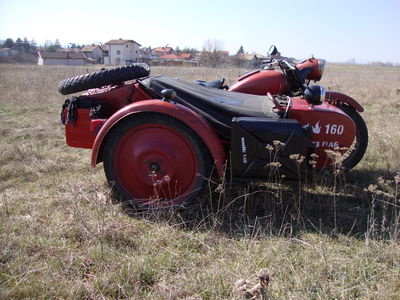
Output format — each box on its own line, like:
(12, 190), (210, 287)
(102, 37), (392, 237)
(1, 0), (399, 63)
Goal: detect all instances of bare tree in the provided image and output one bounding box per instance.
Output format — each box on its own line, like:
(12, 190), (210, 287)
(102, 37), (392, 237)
(202, 38), (224, 52)
(201, 39), (225, 68)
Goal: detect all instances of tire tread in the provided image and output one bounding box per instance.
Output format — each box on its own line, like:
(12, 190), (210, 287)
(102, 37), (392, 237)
(58, 63), (150, 95)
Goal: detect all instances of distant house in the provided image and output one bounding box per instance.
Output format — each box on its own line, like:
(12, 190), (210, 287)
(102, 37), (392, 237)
(37, 51), (86, 66)
(159, 54), (190, 60)
(103, 39), (141, 65)
(81, 44), (104, 64)
(155, 53), (198, 66)
(237, 53), (256, 61)
(152, 46), (173, 57)
(59, 48), (81, 53)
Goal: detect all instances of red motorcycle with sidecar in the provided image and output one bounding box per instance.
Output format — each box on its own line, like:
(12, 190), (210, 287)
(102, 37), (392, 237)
(58, 61), (366, 210)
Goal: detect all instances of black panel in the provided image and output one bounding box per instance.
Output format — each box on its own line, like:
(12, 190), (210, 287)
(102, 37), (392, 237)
(231, 117), (312, 179)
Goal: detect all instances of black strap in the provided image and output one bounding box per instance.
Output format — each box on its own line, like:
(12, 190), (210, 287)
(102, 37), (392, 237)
(60, 97), (78, 126)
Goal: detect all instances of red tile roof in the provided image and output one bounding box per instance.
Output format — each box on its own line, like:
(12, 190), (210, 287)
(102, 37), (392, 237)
(160, 53), (191, 60)
(81, 45), (100, 52)
(180, 53), (191, 59)
(153, 47), (173, 52)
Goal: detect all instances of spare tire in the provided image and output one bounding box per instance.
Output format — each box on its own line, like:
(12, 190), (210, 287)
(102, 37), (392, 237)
(58, 63), (150, 95)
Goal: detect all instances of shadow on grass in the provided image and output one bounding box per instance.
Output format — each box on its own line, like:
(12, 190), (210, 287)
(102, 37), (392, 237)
(121, 168), (399, 240)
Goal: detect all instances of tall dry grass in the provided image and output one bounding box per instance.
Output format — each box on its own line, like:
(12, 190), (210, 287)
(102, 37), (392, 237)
(0, 63), (399, 299)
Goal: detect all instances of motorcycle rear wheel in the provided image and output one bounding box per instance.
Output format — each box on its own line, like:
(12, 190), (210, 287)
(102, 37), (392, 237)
(339, 105), (368, 171)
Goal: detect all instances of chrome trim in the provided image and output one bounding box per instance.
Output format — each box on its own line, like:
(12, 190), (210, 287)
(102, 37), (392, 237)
(317, 59), (326, 81)
(319, 86), (326, 104)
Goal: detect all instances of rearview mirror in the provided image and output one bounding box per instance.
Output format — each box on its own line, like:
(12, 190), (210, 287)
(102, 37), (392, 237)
(267, 45), (278, 56)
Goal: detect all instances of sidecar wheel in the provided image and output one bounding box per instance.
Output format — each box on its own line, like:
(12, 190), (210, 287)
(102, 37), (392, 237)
(102, 113), (212, 210)
(58, 63), (150, 95)
(340, 105), (368, 171)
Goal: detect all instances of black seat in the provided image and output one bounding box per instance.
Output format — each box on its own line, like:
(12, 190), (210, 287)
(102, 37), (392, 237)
(193, 78), (227, 89)
(140, 75), (278, 136)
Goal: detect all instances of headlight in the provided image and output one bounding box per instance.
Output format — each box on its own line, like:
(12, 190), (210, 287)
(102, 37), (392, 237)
(304, 85), (325, 105)
(296, 58), (326, 81)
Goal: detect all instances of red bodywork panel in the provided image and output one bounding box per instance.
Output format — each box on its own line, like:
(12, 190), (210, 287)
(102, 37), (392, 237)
(229, 70), (288, 95)
(91, 99), (226, 177)
(64, 83), (149, 149)
(325, 91), (364, 112)
(289, 99), (356, 168)
(65, 109), (95, 149)
(84, 82), (151, 114)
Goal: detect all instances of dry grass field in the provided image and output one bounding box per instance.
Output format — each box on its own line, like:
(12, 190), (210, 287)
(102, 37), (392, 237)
(0, 63), (399, 299)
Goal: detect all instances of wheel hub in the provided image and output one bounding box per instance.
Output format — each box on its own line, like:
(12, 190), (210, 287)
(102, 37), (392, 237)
(148, 160), (161, 174)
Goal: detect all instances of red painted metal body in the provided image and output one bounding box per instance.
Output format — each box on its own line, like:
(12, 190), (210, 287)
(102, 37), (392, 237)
(90, 99), (226, 177)
(84, 82), (152, 114)
(325, 91), (364, 112)
(65, 109), (95, 149)
(64, 83), (150, 149)
(229, 70), (288, 95)
(289, 98), (356, 168)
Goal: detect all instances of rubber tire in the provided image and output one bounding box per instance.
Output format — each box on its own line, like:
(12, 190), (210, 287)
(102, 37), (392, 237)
(339, 105), (368, 171)
(102, 113), (212, 210)
(58, 63), (150, 95)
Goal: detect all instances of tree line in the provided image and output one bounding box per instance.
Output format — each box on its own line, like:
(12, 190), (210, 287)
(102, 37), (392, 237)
(1, 37), (38, 54)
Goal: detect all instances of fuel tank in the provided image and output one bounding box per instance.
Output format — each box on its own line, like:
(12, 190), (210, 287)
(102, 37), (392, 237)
(228, 69), (288, 95)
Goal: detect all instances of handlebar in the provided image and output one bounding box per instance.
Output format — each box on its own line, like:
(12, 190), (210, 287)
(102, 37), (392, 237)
(263, 58), (307, 93)
(281, 60), (296, 71)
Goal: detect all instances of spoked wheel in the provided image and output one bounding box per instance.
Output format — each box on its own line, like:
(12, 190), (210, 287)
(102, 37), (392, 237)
(339, 105), (368, 171)
(103, 113), (212, 210)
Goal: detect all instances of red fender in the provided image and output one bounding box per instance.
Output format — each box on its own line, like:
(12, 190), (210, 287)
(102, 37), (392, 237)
(325, 91), (364, 112)
(91, 99), (226, 177)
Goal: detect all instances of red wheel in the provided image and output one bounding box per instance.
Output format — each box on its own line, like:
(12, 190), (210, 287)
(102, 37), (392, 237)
(103, 113), (212, 209)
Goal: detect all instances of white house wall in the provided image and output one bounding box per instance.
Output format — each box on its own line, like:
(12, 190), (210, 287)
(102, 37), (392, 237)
(107, 42), (140, 65)
(109, 45), (123, 65)
(122, 42), (140, 63)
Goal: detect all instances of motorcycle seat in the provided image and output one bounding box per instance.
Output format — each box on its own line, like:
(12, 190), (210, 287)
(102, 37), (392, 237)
(193, 78), (227, 89)
(140, 75), (279, 136)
